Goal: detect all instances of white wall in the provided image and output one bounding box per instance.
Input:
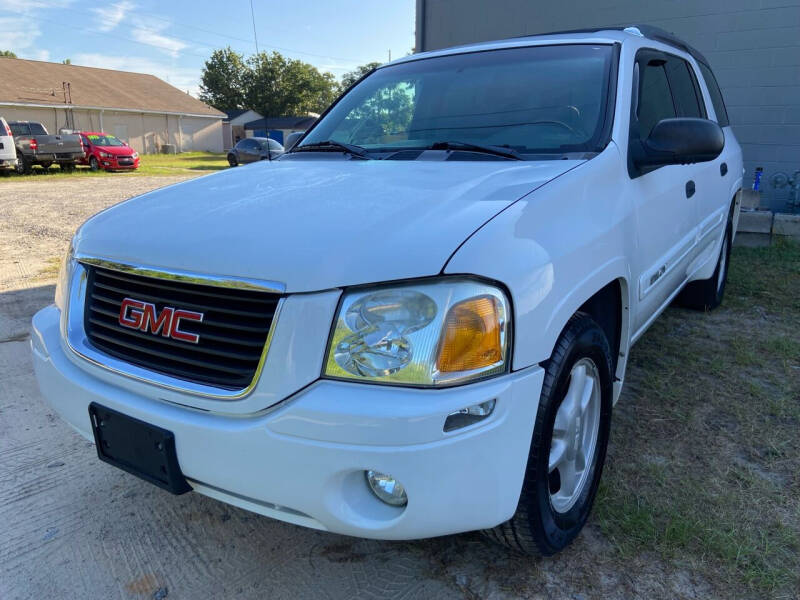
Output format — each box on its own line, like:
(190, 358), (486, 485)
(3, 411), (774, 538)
(0, 104), (224, 154)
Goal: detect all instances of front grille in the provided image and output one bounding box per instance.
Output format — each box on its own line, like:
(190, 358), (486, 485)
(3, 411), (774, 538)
(117, 157), (133, 165)
(83, 265), (281, 390)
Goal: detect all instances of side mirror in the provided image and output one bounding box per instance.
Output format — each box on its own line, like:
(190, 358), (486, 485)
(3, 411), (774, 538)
(284, 131), (304, 151)
(633, 118), (724, 169)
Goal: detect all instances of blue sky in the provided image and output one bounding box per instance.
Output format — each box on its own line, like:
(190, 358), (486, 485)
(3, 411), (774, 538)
(0, 0), (416, 96)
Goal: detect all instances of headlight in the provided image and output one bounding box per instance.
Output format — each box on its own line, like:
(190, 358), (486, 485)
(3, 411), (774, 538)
(324, 279), (510, 386)
(99, 151), (112, 158)
(54, 241), (75, 311)
(132, 152), (139, 159)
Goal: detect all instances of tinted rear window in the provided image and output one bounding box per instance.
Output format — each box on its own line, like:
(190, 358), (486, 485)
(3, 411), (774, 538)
(697, 62), (729, 127)
(29, 122), (47, 135)
(10, 123), (30, 136)
(666, 58), (704, 118)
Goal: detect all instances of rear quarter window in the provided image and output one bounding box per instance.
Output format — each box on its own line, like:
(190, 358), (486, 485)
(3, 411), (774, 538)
(10, 123), (30, 136)
(697, 62), (729, 127)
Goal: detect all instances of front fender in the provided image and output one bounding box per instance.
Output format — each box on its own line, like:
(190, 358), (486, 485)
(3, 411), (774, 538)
(445, 144), (635, 369)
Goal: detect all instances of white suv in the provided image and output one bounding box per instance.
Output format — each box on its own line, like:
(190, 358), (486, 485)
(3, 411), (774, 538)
(32, 26), (742, 555)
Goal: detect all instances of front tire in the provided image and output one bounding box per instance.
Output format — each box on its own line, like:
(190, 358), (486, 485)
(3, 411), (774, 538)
(227, 154), (238, 167)
(89, 156), (100, 171)
(676, 207), (733, 311)
(483, 313), (613, 555)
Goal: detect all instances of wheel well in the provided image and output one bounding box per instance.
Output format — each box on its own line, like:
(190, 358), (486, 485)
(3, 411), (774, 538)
(577, 281), (623, 373)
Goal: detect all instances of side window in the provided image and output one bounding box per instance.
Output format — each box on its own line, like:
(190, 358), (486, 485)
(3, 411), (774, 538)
(10, 123), (29, 136)
(665, 58), (704, 118)
(697, 62), (730, 127)
(637, 61), (675, 140)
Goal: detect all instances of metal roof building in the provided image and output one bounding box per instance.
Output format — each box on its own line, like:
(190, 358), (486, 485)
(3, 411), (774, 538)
(0, 58), (226, 154)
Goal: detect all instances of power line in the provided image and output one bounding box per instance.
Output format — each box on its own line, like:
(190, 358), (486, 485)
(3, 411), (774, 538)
(88, 3), (372, 64)
(135, 6), (372, 63)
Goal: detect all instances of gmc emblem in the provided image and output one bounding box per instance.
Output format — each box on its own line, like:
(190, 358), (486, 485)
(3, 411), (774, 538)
(118, 297), (203, 344)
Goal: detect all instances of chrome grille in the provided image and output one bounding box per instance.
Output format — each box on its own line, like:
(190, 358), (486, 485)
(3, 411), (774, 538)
(83, 265), (281, 390)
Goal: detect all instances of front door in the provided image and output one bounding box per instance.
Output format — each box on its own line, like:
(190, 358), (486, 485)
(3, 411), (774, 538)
(627, 51), (699, 336)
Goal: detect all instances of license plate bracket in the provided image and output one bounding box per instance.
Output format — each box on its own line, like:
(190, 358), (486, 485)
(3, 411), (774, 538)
(89, 402), (191, 494)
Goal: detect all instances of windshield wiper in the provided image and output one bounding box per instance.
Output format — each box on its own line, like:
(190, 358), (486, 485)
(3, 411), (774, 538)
(291, 140), (371, 159)
(428, 141), (522, 161)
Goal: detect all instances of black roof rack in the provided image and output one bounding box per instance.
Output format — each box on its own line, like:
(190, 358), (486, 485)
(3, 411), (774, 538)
(512, 24), (710, 66)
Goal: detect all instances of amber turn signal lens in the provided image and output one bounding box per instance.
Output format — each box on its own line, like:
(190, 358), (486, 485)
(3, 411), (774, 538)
(437, 296), (503, 373)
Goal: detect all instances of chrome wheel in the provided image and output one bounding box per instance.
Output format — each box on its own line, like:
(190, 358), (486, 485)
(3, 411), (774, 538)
(548, 357), (601, 513)
(717, 234), (728, 292)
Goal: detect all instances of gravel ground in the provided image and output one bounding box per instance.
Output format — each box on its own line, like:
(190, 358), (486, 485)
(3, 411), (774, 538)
(0, 175), (194, 293)
(1, 175), (794, 599)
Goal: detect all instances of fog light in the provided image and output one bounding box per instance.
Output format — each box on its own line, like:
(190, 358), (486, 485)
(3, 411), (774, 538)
(443, 399), (496, 432)
(365, 470), (407, 506)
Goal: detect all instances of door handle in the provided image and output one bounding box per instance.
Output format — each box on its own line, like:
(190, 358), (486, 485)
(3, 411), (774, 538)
(685, 180), (695, 198)
(720, 162), (728, 176)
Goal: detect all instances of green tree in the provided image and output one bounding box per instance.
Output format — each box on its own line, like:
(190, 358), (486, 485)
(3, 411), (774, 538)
(199, 47), (248, 110)
(335, 62), (415, 141)
(199, 48), (339, 116)
(340, 62), (381, 90)
(62, 58), (71, 65)
(0, 50), (17, 58)
(244, 51), (338, 116)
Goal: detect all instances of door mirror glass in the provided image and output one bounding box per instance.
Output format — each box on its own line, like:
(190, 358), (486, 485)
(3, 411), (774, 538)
(633, 117), (723, 169)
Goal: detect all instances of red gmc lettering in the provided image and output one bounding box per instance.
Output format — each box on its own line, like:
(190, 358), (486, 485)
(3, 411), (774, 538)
(169, 309), (204, 344)
(118, 298), (145, 329)
(141, 303), (173, 336)
(117, 298), (203, 344)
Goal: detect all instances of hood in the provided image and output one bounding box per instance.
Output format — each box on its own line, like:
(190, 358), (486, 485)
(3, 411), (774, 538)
(96, 145), (134, 156)
(75, 157), (580, 293)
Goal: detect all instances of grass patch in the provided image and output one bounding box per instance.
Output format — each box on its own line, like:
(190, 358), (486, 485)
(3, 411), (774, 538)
(0, 152), (228, 180)
(596, 240), (800, 598)
(36, 256), (62, 281)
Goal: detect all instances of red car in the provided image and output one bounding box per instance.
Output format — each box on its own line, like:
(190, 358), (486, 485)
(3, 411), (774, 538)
(79, 132), (140, 171)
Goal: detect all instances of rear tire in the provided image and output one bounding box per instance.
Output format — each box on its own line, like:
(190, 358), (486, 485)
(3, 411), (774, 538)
(483, 313), (613, 555)
(676, 208), (733, 311)
(15, 156), (31, 175)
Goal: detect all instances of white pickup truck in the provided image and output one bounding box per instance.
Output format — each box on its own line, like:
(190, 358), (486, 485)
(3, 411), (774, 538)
(32, 25), (742, 555)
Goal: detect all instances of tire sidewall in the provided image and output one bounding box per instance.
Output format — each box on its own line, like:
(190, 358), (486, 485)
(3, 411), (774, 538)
(532, 321), (613, 552)
(89, 157), (99, 171)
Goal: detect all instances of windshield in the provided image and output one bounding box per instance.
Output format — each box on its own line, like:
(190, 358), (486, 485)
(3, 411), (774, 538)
(86, 134), (126, 147)
(299, 44), (615, 157)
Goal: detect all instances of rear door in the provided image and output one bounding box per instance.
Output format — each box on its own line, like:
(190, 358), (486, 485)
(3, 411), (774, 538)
(627, 50), (698, 335)
(694, 61), (740, 256)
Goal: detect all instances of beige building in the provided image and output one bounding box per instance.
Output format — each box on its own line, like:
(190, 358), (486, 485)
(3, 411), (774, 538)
(0, 58), (225, 154)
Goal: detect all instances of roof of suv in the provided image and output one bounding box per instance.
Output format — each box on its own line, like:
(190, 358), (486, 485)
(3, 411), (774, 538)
(396, 25), (708, 67)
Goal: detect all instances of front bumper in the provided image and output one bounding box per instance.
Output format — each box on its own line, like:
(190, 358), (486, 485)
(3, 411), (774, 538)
(31, 304), (544, 540)
(101, 156), (139, 170)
